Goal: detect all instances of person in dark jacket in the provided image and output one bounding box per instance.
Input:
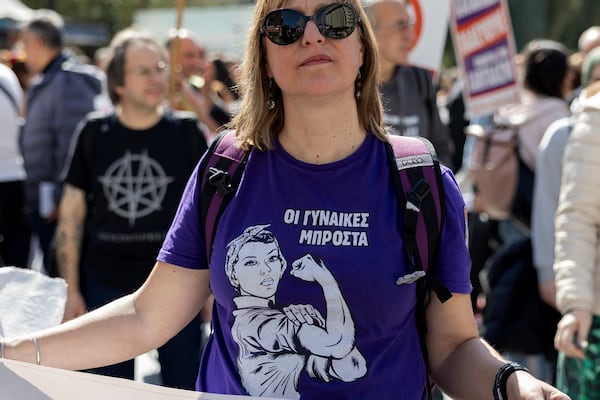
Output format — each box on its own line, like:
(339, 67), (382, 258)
(19, 9), (104, 273)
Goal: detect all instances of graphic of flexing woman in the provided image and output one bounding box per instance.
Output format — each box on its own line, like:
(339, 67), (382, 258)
(225, 224), (367, 399)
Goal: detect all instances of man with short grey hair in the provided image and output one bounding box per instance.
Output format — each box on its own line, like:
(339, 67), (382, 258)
(364, 0), (454, 168)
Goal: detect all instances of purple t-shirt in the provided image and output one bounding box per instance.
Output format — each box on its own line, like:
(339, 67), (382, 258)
(158, 134), (471, 399)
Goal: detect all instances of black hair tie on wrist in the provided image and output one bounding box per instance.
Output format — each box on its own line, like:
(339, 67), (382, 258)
(493, 362), (530, 400)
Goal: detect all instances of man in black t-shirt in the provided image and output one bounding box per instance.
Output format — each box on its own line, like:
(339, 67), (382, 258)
(55, 29), (207, 390)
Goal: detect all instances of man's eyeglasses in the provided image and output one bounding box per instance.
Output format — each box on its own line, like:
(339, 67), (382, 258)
(261, 3), (360, 46)
(127, 61), (168, 78)
(377, 19), (415, 32)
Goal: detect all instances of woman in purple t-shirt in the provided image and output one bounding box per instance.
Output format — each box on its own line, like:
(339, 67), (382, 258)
(1, 1), (569, 399)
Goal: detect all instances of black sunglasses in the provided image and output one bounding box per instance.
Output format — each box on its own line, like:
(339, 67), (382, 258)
(261, 3), (360, 46)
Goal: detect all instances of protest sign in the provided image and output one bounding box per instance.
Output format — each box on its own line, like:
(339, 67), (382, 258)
(449, 0), (520, 117)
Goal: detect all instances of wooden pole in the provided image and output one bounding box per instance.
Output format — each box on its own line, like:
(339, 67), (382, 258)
(169, 0), (186, 104)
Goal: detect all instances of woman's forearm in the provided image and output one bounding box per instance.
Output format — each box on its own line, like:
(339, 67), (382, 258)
(4, 293), (155, 370)
(431, 337), (504, 400)
(3, 264), (211, 371)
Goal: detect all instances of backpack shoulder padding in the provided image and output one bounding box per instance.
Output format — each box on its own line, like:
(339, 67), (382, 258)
(385, 134), (451, 303)
(198, 130), (250, 260)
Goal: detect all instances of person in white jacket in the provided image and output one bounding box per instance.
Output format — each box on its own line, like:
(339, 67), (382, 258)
(533, 47), (600, 310)
(554, 80), (600, 400)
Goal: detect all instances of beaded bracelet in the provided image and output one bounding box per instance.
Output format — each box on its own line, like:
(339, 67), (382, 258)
(493, 362), (529, 400)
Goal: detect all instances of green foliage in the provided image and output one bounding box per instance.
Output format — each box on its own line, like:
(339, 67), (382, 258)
(506, 0), (600, 52)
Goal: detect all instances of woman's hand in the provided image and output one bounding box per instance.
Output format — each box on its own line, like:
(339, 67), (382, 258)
(507, 370), (571, 399)
(554, 309), (592, 359)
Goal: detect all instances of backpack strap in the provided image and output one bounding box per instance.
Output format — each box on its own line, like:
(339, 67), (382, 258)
(80, 114), (109, 168)
(385, 134), (452, 400)
(76, 114), (112, 207)
(385, 135), (451, 302)
(198, 130), (250, 261)
(170, 110), (209, 168)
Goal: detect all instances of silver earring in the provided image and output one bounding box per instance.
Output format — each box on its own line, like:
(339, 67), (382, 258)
(266, 78), (275, 110)
(355, 70), (362, 100)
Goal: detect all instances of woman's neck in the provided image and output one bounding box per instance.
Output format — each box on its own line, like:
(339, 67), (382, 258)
(278, 96), (366, 164)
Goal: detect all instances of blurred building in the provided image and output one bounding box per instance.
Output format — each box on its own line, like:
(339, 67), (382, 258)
(0, 0), (108, 49)
(134, 4), (254, 60)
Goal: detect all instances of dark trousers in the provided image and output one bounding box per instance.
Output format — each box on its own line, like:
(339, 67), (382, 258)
(82, 274), (201, 389)
(28, 209), (57, 273)
(0, 181), (31, 268)
(467, 212), (498, 310)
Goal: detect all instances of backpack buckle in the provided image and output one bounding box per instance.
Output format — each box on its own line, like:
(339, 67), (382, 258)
(406, 179), (431, 212)
(208, 167), (233, 196)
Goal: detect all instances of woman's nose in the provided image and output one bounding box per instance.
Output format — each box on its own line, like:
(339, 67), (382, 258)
(302, 20), (324, 45)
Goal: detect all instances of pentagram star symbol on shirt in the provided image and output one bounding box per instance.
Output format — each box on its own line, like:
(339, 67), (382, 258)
(99, 150), (175, 226)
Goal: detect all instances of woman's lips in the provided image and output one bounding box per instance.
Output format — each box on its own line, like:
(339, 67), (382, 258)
(300, 55), (332, 66)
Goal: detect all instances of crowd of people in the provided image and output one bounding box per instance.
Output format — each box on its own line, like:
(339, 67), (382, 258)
(0, 0), (599, 399)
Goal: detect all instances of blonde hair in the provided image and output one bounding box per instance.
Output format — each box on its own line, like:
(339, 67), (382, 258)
(230, 0), (386, 150)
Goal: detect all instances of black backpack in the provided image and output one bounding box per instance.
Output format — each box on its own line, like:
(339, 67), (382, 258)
(482, 235), (562, 359)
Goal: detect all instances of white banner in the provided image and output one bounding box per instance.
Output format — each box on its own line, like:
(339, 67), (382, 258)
(1, 359), (283, 400)
(0, 267), (67, 338)
(406, 0), (451, 72)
